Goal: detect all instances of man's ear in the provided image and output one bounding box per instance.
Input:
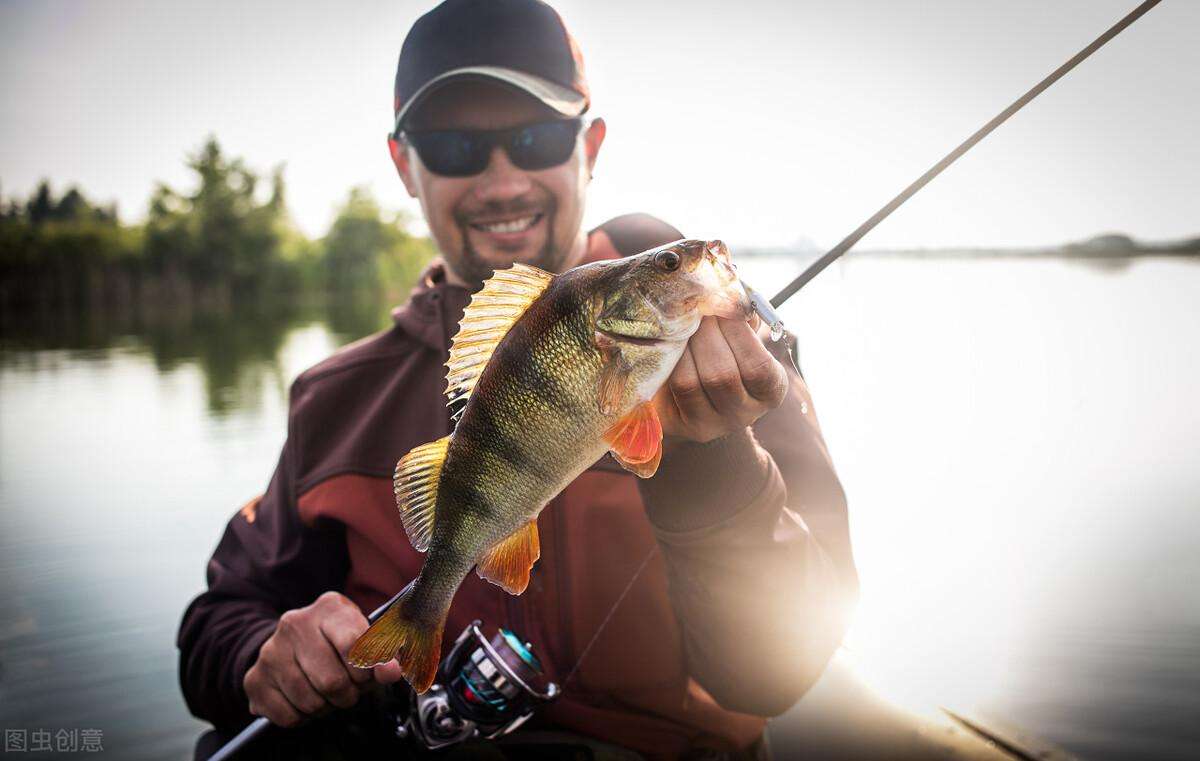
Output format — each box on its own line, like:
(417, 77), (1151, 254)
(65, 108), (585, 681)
(582, 117), (606, 178)
(388, 136), (419, 198)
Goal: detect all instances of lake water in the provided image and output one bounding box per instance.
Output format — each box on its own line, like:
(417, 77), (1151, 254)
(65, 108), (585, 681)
(1, 254), (1197, 759)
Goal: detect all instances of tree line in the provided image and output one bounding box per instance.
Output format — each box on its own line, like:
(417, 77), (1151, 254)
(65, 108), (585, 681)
(0, 137), (436, 328)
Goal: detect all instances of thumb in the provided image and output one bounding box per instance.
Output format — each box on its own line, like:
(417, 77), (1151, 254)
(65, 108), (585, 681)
(372, 659), (405, 685)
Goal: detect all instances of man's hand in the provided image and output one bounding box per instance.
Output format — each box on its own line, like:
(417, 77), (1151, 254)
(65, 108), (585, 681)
(244, 591), (403, 727)
(655, 316), (788, 444)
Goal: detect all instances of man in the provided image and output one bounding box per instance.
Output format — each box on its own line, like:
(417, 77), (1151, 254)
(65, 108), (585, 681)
(178, 0), (857, 758)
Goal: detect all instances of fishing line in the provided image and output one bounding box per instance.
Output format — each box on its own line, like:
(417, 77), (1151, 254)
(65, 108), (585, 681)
(761, 0), (1163, 312)
(562, 545), (659, 690)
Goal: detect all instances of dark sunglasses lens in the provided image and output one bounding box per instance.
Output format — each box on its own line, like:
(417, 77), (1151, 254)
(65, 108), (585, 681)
(409, 131), (489, 177)
(507, 120), (580, 170)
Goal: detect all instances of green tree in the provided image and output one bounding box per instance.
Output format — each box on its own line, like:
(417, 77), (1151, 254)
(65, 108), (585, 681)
(323, 186), (435, 296)
(321, 186), (436, 336)
(145, 137), (292, 297)
(26, 181), (54, 224)
(0, 181), (140, 319)
(2, 141), (441, 388)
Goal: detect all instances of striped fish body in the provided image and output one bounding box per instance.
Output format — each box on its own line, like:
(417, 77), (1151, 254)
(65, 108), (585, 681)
(349, 239), (750, 691)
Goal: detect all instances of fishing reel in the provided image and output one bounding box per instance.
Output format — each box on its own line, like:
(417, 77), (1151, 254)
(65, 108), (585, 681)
(387, 620), (559, 750)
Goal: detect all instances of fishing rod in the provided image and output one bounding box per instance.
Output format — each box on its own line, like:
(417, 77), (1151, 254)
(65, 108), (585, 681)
(211, 581), (561, 759)
(208, 1), (1161, 758)
(745, 0), (1163, 336)
(207, 588), (407, 761)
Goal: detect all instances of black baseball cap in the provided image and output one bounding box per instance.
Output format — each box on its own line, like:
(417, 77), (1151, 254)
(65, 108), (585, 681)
(393, 0), (590, 135)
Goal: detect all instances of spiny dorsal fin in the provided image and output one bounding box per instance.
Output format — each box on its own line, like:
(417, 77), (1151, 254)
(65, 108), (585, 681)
(445, 264), (554, 409)
(476, 520), (541, 595)
(393, 435), (452, 552)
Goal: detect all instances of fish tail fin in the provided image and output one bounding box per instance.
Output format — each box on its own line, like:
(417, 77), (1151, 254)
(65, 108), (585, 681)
(347, 585), (447, 693)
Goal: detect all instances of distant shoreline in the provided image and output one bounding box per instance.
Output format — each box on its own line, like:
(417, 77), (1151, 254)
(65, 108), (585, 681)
(737, 233), (1200, 261)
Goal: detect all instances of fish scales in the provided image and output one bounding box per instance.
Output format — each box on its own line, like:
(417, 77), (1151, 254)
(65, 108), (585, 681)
(445, 272), (610, 540)
(396, 275), (613, 635)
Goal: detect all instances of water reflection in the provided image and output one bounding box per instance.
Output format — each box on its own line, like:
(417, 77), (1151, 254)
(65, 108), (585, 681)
(1, 254), (1198, 760)
(0, 287), (396, 416)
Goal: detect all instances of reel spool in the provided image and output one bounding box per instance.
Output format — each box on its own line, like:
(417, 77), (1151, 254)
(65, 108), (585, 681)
(395, 620), (559, 750)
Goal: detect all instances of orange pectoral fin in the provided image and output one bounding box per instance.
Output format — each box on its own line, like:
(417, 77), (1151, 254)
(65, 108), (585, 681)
(596, 358), (631, 416)
(594, 331), (631, 416)
(476, 521), (541, 595)
(603, 402), (663, 478)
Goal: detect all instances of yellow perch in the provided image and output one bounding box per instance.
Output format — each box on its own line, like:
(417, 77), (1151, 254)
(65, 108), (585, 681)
(349, 239), (751, 692)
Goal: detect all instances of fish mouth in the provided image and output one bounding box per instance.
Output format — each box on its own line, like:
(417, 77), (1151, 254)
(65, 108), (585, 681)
(705, 290), (753, 321)
(596, 284), (699, 346)
(594, 325), (668, 347)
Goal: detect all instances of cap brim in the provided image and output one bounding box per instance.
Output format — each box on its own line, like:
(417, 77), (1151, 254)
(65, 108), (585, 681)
(394, 66), (587, 134)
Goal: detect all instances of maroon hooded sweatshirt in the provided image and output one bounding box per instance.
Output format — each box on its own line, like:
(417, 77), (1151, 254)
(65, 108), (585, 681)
(177, 214), (858, 758)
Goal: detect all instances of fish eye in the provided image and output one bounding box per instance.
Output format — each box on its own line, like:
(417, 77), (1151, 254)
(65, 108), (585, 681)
(655, 250), (681, 272)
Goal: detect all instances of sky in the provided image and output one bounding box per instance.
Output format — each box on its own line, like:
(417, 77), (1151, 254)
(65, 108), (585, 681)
(1, 0), (1196, 250)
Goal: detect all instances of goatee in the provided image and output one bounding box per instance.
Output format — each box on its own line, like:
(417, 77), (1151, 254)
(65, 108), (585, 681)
(453, 200), (568, 290)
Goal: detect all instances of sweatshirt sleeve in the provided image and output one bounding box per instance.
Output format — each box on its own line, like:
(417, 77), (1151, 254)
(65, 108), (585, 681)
(638, 339), (859, 717)
(176, 379), (349, 731)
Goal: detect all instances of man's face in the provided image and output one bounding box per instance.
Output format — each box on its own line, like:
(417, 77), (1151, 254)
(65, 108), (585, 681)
(391, 81), (605, 287)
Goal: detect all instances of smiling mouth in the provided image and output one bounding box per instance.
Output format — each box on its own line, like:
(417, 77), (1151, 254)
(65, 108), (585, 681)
(469, 213), (544, 234)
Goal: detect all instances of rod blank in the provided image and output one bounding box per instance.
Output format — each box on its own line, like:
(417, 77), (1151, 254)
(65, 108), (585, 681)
(770, 0), (1163, 308)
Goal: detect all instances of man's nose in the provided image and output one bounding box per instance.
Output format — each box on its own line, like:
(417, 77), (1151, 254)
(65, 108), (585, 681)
(471, 146), (533, 202)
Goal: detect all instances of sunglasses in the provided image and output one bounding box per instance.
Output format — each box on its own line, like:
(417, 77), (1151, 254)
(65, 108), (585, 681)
(399, 118), (584, 177)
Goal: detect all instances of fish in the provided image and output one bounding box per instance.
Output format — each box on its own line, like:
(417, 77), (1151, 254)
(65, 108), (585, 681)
(347, 238), (752, 691)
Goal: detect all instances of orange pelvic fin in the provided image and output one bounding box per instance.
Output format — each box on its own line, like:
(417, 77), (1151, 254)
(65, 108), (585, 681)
(603, 402), (663, 478)
(347, 586), (445, 693)
(476, 520), (541, 595)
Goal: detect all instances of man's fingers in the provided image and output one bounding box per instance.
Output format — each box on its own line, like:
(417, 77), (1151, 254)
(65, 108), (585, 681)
(244, 593), (380, 728)
(273, 653), (328, 716)
(292, 600), (368, 705)
(717, 318), (787, 406)
(294, 634), (360, 709)
(249, 684), (306, 728)
(334, 642), (375, 686)
(318, 601), (373, 686)
(667, 343), (716, 427)
(275, 606), (356, 711)
(690, 317), (746, 416)
(661, 316), (788, 442)
(251, 636), (321, 716)
(373, 659), (405, 685)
